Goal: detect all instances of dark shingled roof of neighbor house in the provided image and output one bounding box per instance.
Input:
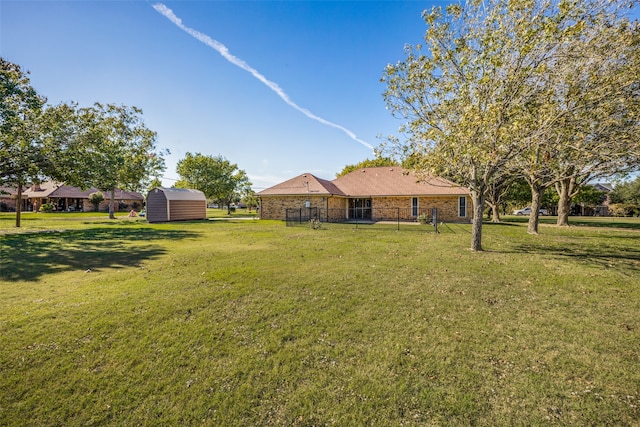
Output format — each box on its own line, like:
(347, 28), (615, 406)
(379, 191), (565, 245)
(22, 181), (143, 200)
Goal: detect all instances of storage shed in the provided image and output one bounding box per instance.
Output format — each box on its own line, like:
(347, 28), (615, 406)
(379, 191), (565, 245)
(146, 187), (207, 223)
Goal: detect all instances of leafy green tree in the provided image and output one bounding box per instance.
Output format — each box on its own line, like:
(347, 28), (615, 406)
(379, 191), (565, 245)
(610, 177), (640, 205)
(88, 191), (104, 212)
(242, 189), (259, 212)
(1, 58), (47, 227)
(382, 0), (570, 249)
(176, 153), (251, 214)
(147, 177), (162, 192)
(336, 156), (397, 178)
(502, 179), (532, 210)
(382, 0), (638, 247)
(70, 103), (165, 219)
(513, 2), (640, 231)
(485, 170), (520, 222)
(572, 185), (606, 213)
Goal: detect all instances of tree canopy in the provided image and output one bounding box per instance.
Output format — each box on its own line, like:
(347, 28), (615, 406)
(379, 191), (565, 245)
(610, 176), (640, 206)
(1, 58), (49, 226)
(336, 157), (397, 178)
(176, 152), (251, 214)
(382, 0), (639, 249)
(66, 103), (166, 219)
(2, 58), (166, 223)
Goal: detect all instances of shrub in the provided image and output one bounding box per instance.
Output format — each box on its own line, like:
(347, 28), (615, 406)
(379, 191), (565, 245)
(88, 192), (104, 212)
(39, 203), (54, 213)
(309, 218), (322, 229)
(417, 214), (430, 224)
(609, 203), (640, 217)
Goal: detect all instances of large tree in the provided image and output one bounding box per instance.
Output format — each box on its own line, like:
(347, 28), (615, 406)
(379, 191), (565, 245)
(382, 0), (639, 247)
(609, 176), (640, 216)
(513, 2), (640, 232)
(176, 152), (251, 214)
(382, 0), (578, 250)
(485, 171), (519, 222)
(551, 20), (640, 227)
(70, 103), (165, 219)
(1, 58), (47, 227)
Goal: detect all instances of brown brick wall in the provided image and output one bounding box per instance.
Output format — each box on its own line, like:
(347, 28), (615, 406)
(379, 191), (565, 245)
(260, 195), (470, 222)
(260, 195), (331, 220)
(370, 196), (469, 222)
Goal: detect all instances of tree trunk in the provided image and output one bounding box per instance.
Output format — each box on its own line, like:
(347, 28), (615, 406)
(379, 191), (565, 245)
(471, 190), (484, 251)
(490, 203), (501, 223)
(109, 188), (116, 219)
(15, 184), (23, 228)
(527, 185), (543, 234)
(556, 177), (574, 227)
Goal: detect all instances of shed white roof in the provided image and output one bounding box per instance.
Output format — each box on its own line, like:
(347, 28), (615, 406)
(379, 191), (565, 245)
(148, 187), (206, 201)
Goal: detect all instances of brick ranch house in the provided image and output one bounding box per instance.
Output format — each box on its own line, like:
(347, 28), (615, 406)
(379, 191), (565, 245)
(257, 167), (471, 223)
(0, 185), (24, 211)
(21, 181), (144, 212)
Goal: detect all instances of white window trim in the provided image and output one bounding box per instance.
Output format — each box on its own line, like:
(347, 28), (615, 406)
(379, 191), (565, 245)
(458, 196), (467, 217)
(411, 197), (419, 217)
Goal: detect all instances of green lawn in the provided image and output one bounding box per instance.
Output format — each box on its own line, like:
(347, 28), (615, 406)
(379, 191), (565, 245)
(1, 214), (639, 425)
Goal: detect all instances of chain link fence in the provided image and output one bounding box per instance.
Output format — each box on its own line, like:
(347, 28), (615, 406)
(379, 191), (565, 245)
(286, 207), (443, 232)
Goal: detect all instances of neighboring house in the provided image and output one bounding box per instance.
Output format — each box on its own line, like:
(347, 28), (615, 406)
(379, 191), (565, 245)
(258, 167), (471, 223)
(21, 181), (144, 212)
(573, 183), (613, 216)
(0, 185), (24, 211)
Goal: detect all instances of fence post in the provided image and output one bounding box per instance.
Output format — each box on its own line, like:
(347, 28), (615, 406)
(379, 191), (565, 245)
(432, 208), (439, 233)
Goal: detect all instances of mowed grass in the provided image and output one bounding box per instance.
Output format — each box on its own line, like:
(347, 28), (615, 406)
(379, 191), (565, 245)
(1, 213), (639, 426)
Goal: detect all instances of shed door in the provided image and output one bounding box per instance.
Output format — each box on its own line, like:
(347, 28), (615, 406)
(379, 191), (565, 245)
(147, 191), (168, 222)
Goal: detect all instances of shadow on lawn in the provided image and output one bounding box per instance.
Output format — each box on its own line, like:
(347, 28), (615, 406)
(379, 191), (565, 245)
(510, 239), (640, 272)
(0, 227), (200, 282)
(502, 217), (640, 230)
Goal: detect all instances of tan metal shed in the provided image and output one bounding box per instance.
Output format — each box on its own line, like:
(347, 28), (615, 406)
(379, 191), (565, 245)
(146, 187), (206, 223)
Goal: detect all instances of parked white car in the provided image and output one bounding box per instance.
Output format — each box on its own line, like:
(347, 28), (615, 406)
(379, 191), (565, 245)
(513, 207), (549, 216)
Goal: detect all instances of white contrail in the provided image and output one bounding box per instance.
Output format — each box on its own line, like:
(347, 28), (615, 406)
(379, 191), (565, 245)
(152, 3), (374, 151)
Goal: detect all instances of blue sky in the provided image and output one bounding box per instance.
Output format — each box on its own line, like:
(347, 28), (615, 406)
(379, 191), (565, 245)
(1, 0), (450, 190)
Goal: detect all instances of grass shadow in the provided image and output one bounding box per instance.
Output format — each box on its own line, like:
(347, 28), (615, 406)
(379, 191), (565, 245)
(502, 216), (640, 230)
(0, 227), (200, 282)
(509, 238), (640, 272)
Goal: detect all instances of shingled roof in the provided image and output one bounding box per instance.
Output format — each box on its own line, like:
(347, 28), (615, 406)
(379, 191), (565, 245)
(258, 167), (469, 197)
(258, 173), (345, 196)
(22, 181), (143, 200)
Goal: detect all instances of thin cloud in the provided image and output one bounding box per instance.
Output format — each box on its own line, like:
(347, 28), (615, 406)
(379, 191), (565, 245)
(152, 3), (374, 151)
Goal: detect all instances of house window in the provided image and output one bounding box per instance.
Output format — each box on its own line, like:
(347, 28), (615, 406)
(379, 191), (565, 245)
(411, 197), (418, 217)
(458, 196), (467, 217)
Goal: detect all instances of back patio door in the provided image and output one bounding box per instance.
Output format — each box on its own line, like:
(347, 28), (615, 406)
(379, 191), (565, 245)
(348, 198), (372, 220)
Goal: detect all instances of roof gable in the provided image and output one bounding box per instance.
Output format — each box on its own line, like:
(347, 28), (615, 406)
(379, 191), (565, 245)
(22, 181), (63, 198)
(149, 187), (206, 201)
(258, 173), (345, 196)
(592, 183), (614, 192)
